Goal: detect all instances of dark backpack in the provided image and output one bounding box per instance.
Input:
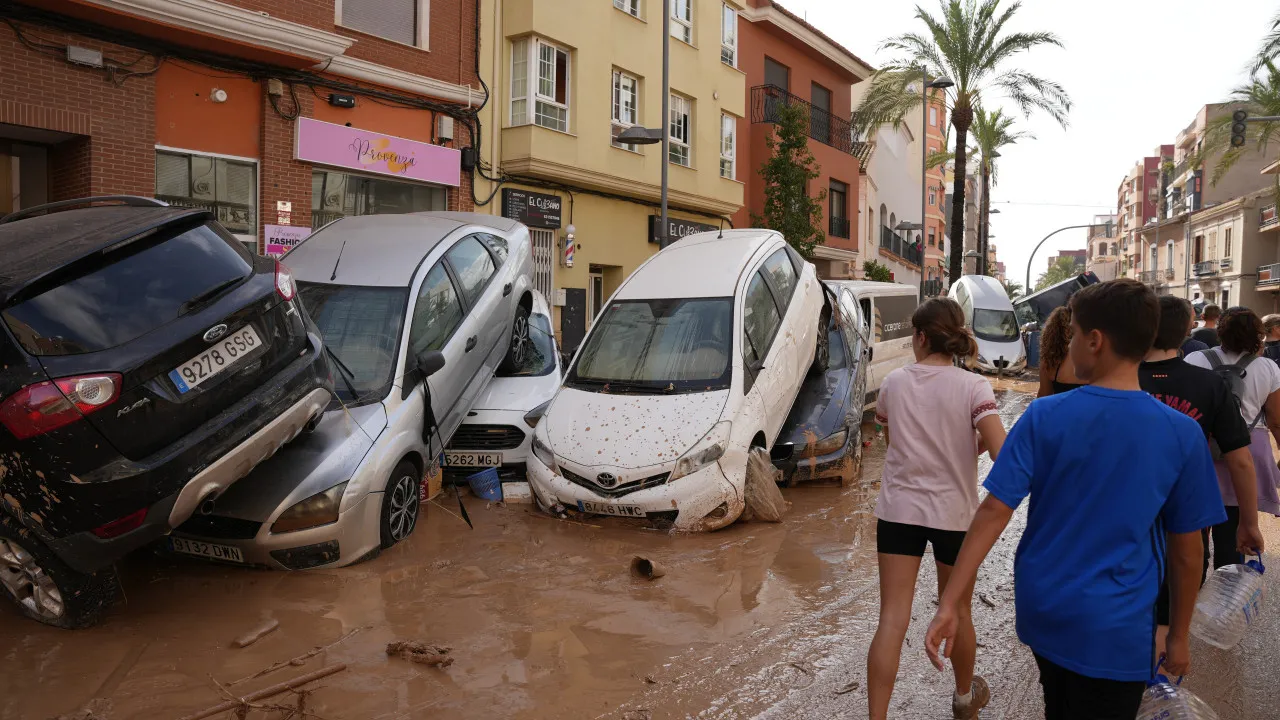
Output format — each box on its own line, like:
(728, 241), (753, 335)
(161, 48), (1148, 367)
(1204, 348), (1263, 459)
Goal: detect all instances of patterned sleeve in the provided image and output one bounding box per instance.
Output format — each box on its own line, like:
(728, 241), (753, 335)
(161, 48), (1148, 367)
(970, 376), (999, 428)
(875, 372), (892, 425)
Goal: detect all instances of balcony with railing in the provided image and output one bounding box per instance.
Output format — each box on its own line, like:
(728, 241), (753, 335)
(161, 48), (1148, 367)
(923, 279), (944, 297)
(1138, 270), (1159, 285)
(1258, 262), (1280, 287)
(1193, 260), (1219, 277)
(1262, 204), (1280, 232)
(879, 225), (921, 267)
(751, 85), (860, 157)
(829, 215), (850, 239)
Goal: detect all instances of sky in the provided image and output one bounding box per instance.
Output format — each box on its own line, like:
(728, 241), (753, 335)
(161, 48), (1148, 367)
(781, 0), (1278, 291)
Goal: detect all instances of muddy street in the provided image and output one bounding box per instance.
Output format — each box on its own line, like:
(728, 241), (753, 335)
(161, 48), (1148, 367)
(4, 378), (1279, 720)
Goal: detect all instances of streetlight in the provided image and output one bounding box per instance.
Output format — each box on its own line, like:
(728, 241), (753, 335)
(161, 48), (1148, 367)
(615, 0), (673, 248)
(918, 71), (953, 300)
(1025, 220), (1113, 291)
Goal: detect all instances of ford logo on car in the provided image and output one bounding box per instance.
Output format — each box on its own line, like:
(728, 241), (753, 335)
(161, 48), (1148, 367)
(203, 324), (229, 343)
(595, 472), (618, 489)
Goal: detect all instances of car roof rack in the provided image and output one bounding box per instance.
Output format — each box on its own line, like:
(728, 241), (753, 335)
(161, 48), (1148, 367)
(0, 196), (169, 225)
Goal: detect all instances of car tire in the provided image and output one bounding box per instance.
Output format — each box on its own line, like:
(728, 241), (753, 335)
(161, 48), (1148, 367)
(0, 514), (119, 629)
(498, 301), (532, 375)
(809, 309), (831, 375)
(379, 461), (421, 549)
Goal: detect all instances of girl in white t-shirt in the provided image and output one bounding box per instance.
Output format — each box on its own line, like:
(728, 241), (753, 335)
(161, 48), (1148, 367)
(867, 298), (1007, 720)
(1186, 306), (1280, 567)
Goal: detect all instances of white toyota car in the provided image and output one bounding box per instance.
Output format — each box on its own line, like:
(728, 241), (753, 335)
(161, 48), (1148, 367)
(527, 230), (828, 531)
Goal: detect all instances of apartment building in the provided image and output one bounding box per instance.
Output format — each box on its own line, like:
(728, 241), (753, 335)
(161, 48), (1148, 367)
(1085, 214), (1119, 281)
(2, 0), (481, 253)
(1115, 154), (1162, 278)
(734, 0), (873, 280)
(921, 92), (948, 295)
(476, 0), (745, 350)
(1252, 162), (1280, 312)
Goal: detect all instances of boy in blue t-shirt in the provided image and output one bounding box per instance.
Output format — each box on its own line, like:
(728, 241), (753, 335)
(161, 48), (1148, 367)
(924, 280), (1225, 719)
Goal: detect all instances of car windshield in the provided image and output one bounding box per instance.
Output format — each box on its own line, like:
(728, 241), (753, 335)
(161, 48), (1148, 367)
(973, 308), (1020, 342)
(3, 221), (253, 355)
(498, 312), (556, 377)
(299, 282), (408, 404)
(568, 298), (733, 393)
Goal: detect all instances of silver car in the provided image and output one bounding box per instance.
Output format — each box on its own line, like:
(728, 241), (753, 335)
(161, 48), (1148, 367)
(168, 212), (534, 569)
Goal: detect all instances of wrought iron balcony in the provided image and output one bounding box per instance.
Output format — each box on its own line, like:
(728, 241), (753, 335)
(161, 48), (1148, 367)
(1258, 262), (1280, 287)
(1193, 260), (1218, 277)
(1262, 204), (1280, 231)
(923, 279), (944, 297)
(879, 226), (922, 266)
(1138, 270), (1159, 284)
(751, 84), (858, 156)
(829, 215), (851, 239)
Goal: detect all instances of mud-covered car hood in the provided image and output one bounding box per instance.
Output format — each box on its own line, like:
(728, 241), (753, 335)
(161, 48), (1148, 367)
(203, 403), (388, 522)
(778, 363), (851, 447)
(545, 388), (729, 470)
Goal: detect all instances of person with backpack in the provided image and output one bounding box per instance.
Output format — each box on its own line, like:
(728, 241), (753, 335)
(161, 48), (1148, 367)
(1186, 306), (1280, 569)
(1139, 296), (1263, 655)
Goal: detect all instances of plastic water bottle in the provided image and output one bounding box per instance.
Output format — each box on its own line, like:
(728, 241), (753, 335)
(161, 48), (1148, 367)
(1190, 555), (1266, 650)
(1136, 680), (1219, 720)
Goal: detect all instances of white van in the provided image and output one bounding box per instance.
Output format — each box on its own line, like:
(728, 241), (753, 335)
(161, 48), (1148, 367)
(829, 280), (919, 408)
(949, 274), (1026, 373)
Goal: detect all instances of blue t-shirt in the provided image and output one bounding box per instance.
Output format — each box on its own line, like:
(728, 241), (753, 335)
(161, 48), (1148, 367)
(984, 386), (1226, 682)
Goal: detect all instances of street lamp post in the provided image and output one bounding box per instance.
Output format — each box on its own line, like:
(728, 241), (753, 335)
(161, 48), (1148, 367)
(616, 0), (673, 247)
(1025, 221), (1114, 292)
(918, 70), (953, 299)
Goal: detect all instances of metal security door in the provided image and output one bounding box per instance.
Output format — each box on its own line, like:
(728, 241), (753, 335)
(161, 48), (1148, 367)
(530, 228), (555, 300)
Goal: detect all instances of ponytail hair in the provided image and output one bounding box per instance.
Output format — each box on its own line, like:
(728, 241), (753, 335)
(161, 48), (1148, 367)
(911, 298), (978, 359)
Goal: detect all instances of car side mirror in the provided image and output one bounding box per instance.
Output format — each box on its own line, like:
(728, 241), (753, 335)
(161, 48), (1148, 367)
(417, 350), (446, 377)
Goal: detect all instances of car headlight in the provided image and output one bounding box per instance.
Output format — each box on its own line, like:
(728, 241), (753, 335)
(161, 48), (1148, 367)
(807, 428), (848, 456)
(532, 421), (558, 472)
(271, 482), (348, 534)
(670, 421), (731, 482)
(524, 400), (551, 429)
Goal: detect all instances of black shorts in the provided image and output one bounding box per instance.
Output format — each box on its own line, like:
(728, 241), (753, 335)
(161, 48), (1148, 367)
(1034, 653), (1145, 720)
(876, 519), (966, 566)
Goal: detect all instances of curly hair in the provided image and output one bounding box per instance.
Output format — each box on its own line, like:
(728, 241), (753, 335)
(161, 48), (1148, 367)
(1040, 306), (1072, 373)
(1219, 306), (1264, 355)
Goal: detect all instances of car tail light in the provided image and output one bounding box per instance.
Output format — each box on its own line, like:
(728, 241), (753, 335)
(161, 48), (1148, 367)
(92, 508), (147, 539)
(0, 374), (122, 440)
(275, 260), (297, 301)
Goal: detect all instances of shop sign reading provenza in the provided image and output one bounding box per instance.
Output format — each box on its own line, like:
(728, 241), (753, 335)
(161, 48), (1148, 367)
(294, 117), (461, 187)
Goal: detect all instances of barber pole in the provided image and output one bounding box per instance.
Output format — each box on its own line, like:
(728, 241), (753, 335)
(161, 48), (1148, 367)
(563, 229), (575, 267)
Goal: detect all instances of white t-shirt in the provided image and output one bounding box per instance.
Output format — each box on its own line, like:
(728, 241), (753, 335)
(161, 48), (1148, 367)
(874, 363), (1000, 531)
(1186, 347), (1280, 425)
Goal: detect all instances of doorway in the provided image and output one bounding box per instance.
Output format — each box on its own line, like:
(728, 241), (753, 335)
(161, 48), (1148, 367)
(0, 141), (50, 215)
(588, 265), (605, 324)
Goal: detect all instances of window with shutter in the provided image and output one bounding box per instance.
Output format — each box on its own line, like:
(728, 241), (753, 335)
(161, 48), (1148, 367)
(669, 94), (691, 167)
(340, 0), (422, 47)
(155, 150), (257, 241)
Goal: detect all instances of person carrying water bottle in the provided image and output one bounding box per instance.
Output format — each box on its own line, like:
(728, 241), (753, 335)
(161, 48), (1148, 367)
(924, 280), (1225, 719)
(1185, 306), (1280, 568)
(1138, 296), (1264, 658)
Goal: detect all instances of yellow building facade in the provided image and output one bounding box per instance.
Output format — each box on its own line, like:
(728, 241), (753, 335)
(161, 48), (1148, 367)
(478, 0), (747, 350)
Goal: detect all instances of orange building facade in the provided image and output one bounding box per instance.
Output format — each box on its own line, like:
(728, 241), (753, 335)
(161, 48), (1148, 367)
(923, 92), (948, 294)
(2, 0), (480, 254)
(732, 0), (873, 279)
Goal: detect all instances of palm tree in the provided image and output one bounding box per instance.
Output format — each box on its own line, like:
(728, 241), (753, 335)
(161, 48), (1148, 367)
(1255, 8), (1280, 72)
(853, 0), (1070, 283)
(970, 108), (1032, 273)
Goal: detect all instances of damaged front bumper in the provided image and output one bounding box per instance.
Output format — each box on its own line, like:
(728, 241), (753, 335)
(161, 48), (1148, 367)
(526, 453), (744, 532)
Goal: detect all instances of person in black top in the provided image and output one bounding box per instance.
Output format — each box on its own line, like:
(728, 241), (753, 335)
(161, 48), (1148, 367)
(1191, 303), (1221, 348)
(1263, 314), (1280, 366)
(1036, 306), (1085, 396)
(1139, 295), (1263, 655)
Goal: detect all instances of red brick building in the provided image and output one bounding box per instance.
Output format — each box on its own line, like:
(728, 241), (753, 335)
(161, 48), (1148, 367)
(732, 0), (873, 279)
(1, 0), (480, 253)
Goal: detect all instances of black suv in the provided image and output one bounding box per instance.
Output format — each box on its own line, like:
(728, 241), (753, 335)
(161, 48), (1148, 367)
(0, 197), (332, 628)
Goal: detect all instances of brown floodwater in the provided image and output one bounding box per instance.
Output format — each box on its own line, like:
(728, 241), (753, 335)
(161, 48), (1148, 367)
(3, 382), (1279, 720)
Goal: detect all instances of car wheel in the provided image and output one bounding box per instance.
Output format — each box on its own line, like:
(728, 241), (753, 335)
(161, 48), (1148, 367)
(0, 515), (118, 629)
(809, 311), (831, 375)
(380, 461), (421, 549)
(498, 302), (532, 374)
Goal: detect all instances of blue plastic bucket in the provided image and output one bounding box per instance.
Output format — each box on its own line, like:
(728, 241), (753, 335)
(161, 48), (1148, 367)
(466, 468), (503, 501)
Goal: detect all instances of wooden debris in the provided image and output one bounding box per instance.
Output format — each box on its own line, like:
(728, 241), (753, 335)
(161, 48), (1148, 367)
(228, 627), (363, 686)
(176, 664), (346, 720)
(835, 680), (860, 695)
(232, 619), (279, 649)
(386, 641), (454, 667)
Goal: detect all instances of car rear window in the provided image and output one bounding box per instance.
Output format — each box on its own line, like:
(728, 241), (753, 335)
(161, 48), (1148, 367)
(2, 221), (253, 356)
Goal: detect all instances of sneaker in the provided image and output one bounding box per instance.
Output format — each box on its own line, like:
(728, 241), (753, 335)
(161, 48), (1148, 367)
(952, 676), (990, 719)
